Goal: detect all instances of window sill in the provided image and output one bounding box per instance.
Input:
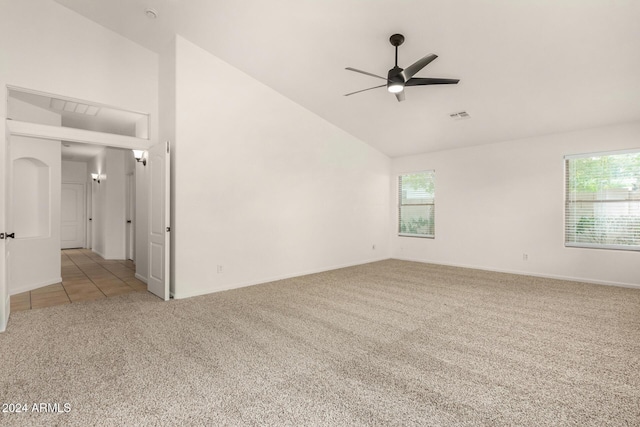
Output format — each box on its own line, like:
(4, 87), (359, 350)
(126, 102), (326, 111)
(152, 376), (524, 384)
(565, 243), (640, 252)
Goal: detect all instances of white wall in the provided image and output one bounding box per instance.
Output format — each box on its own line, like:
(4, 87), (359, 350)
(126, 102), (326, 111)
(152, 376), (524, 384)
(169, 36), (390, 298)
(8, 97), (61, 126)
(90, 150), (107, 257)
(134, 156), (149, 282)
(104, 149), (127, 259)
(391, 121), (640, 287)
(0, 1), (158, 138)
(62, 160), (88, 183)
(88, 148), (128, 260)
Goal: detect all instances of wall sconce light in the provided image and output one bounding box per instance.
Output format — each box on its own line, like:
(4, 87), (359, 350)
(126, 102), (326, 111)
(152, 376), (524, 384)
(133, 150), (146, 166)
(91, 173), (100, 183)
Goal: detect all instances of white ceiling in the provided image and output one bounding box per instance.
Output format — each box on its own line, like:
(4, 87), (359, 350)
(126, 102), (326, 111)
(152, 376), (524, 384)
(61, 141), (105, 162)
(54, 0), (640, 157)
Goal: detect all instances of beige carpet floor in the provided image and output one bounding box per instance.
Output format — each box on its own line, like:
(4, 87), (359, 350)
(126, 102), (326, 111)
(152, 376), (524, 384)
(1, 260), (639, 426)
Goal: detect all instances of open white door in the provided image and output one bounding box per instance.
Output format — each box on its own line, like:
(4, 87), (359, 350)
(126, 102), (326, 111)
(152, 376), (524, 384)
(147, 141), (170, 300)
(0, 127), (10, 332)
(8, 136), (61, 295)
(126, 174), (135, 261)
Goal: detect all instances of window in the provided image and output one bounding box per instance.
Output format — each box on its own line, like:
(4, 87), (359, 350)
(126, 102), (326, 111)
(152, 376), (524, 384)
(399, 171), (435, 238)
(565, 150), (640, 250)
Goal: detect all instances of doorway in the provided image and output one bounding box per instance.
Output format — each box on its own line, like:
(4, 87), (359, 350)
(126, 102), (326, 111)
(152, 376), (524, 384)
(11, 248), (146, 311)
(1, 86), (171, 332)
(61, 182), (86, 249)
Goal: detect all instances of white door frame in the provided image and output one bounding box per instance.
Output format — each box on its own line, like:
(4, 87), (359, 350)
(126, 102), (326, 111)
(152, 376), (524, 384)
(1, 124), (10, 332)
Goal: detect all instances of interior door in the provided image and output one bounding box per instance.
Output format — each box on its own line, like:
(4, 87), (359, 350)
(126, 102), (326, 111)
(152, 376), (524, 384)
(9, 136), (61, 294)
(61, 183), (85, 249)
(126, 173), (134, 261)
(0, 128), (11, 332)
(147, 141), (170, 300)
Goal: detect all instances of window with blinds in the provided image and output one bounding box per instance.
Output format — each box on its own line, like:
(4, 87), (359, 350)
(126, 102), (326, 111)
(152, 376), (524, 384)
(565, 150), (640, 250)
(398, 171), (435, 238)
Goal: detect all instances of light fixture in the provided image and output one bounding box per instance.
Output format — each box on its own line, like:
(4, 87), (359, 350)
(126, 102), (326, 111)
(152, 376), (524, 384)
(133, 150), (146, 166)
(387, 82), (404, 94)
(91, 173), (100, 183)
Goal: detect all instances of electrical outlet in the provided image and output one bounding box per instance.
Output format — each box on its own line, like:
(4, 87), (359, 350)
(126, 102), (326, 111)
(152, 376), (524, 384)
(217, 265), (223, 273)
(523, 253), (528, 261)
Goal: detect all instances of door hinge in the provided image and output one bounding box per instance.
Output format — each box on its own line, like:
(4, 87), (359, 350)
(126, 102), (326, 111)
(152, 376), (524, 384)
(166, 226), (171, 232)
(166, 140), (170, 154)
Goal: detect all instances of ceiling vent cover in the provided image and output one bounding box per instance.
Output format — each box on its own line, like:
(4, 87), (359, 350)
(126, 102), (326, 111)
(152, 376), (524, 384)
(449, 111), (470, 120)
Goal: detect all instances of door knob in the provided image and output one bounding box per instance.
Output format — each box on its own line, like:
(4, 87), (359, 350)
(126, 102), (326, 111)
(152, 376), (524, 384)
(6, 233), (15, 239)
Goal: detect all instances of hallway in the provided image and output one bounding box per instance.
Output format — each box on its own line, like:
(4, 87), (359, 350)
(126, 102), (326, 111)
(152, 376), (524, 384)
(10, 249), (147, 311)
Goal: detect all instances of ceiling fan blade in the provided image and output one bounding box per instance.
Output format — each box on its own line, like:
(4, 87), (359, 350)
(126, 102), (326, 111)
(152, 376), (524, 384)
(395, 91), (405, 102)
(405, 77), (460, 86)
(345, 67), (389, 81)
(344, 84), (386, 97)
(400, 54), (438, 82)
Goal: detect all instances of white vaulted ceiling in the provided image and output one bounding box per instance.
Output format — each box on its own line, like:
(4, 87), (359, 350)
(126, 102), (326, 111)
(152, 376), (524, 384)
(54, 0), (640, 157)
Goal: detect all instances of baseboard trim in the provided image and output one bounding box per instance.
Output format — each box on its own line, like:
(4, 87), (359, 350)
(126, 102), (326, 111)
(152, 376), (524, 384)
(92, 249), (107, 259)
(10, 277), (64, 296)
(173, 255), (639, 300)
(393, 256), (640, 289)
(1, 297), (9, 332)
(134, 273), (148, 284)
(172, 257), (390, 300)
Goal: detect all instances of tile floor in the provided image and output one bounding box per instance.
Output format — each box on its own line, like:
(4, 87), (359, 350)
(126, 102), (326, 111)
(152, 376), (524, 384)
(10, 248), (147, 312)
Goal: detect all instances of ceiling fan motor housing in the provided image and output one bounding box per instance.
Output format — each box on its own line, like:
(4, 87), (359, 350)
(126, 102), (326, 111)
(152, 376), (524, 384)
(387, 66), (405, 92)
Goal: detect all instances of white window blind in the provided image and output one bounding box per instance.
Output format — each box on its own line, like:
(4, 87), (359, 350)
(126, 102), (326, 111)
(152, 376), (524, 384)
(399, 171), (435, 237)
(565, 150), (640, 250)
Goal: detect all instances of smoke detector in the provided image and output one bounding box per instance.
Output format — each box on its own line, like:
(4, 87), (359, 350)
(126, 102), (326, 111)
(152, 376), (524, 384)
(145, 8), (158, 19)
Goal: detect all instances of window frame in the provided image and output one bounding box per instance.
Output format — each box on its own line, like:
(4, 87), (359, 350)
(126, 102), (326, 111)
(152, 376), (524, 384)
(564, 149), (640, 252)
(398, 170), (436, 239)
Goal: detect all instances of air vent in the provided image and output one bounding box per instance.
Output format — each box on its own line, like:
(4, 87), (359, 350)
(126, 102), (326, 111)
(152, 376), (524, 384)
(50, 98), (100, 116)
(449, 111), (470, 120)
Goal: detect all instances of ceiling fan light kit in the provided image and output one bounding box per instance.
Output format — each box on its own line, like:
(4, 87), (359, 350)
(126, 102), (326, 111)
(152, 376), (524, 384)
(388, 83), (404, 94)
(345, 34), (460, 102)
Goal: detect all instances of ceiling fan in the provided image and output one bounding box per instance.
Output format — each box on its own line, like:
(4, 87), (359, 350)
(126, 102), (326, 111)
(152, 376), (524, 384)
(344, 34), (459, 102)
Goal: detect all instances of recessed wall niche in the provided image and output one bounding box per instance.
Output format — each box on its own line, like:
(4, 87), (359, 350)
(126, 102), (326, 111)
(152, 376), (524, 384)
(12, 157), (50, 238)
